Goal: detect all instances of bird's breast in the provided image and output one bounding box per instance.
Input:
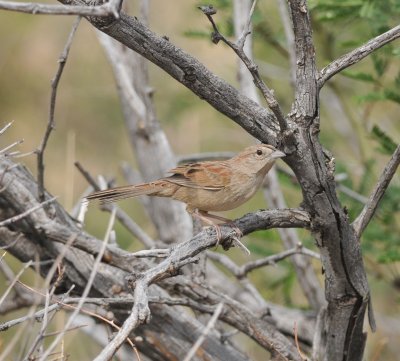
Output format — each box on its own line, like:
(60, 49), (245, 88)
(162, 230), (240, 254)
(171, 173), (264, 212)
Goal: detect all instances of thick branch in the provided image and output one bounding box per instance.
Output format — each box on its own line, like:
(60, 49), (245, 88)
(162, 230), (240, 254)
(0, 0), (121, 16)
(352, 144), (400, 238)
(287, 0), (318, 119)
(56, 0), (279, 145)
(0, 156), (313, 360)
(319, 25), (400, 87)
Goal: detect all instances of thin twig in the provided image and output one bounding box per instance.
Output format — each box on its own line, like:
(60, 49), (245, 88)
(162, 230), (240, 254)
(74, 161), (100, 191)
(208, 244), (320, 278)
(293, 321), (307, 361)
(0, 234), (23, 250)
(353, 144), (400, 238)
(0, 285), (136, 345)
(0, 139), (24, 155)
(38, 208), (117, 361)
(199, 3), (288, 131)
(0, 197), (57, 227)
(0, 261), (33, 308)
(319, 24), (400, 87)
(0, 121), (13, 136)
(277, 0), (296, 86)
(75, 161), (155, 247)
(36, 17), (81, 202)
(22, 286), (75, 360)
(126, 249), (170, 258)
(182, 302), (224, 361)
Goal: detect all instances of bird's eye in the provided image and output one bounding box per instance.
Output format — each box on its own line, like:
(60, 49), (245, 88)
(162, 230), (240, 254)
(256, 149), (263, 156)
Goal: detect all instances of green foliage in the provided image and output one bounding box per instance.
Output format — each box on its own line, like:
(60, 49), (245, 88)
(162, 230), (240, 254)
(248, 229), (282, 256)
(371, 125), (398, 154)
(337, 128), (400, 266)
(183, 30), (210, 39)
(341, 70), (376, 82)
(312, 1), (400, 107)
(310, 0), (400, 30)
(362, 185), (400, 263)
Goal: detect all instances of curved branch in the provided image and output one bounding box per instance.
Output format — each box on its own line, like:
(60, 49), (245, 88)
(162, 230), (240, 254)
(199, 3), (288, 131)
(0, 0), (121, 16)
(56, 0), (279, 145)
(352, 144), (400, 239)
(1, 156), (308, 360)
(319, 25), (400, 87)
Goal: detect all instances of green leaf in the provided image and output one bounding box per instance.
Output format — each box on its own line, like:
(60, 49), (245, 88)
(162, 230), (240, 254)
(377, 249), (400, 263)
(372, 54), (389, 76)
(371, 125), (398, 154)
(183, 30), (210, 39)
(383, 89), (400, 104)
(357, 92), (385, 103)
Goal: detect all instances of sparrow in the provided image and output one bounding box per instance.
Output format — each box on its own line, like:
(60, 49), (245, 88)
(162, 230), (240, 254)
(87, 144), (285, 241)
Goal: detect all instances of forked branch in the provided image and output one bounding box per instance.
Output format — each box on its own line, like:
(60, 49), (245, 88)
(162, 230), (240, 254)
(198, 3), (288, 131)
(36, 17), (81, 201)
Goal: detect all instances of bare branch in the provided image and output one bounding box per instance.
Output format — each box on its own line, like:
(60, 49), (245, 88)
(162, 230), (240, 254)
(182, 302), (224, 361)
(75, 161), (155, 248)
(0, 261), (33, 308)
(93, 205), (310, 360)
(353, 145), (400, 239)
(96, 29), (193, 244)
(263, 169), (326, 311)
(55, 0), (278, 144)
(277, 0), (296, 86)
(36, 17), (81, 201)
(236, 0), (257, 48)
(38, 208), (117, 361)
(0, 301), (60, 332)
(0, 0), (121, 17)
(0, 197), (57, 227)
(0, 139), (24, 155)
(233, 0), (259, 102)
(0, 158), (251, 361)
(127, 249), (169, 258)
(287, 0), (318, 119)
(0, 121), (14, 135)
(169, 277), (304, 360)
(199, 4), (288, 131)
(319, 25), (400, 87)
(208, 244), (320, 278)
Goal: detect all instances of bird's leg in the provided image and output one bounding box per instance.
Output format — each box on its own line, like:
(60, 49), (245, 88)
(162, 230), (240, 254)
(192, 210), (248, 255)
(199, 211), (243, 239)
(190, 209), (222, 246)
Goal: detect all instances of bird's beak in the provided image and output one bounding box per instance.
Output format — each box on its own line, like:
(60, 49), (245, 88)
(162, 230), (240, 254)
(271, 150), (286, 159)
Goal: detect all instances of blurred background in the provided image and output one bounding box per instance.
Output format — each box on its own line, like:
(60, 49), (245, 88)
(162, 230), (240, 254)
(0, 0), (399, 359)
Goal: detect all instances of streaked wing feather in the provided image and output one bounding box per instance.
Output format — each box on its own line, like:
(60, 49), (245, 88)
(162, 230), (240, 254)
(167, 161), (231, 190)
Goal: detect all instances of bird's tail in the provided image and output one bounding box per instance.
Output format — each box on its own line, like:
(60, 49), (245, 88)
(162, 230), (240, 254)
(86, 180), (174, 204)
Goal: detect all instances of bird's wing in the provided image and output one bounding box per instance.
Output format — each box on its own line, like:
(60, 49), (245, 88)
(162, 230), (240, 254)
(166, 162), (232, 190)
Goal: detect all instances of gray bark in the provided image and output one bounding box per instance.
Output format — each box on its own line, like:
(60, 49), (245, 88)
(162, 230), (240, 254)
(2, 0), (397, 359)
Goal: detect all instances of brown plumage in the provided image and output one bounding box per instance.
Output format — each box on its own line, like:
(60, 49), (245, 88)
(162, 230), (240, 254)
(86, 144), (285, 217)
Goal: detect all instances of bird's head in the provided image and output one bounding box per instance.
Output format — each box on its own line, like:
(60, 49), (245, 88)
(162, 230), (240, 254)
(234, 144), (286, 175)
